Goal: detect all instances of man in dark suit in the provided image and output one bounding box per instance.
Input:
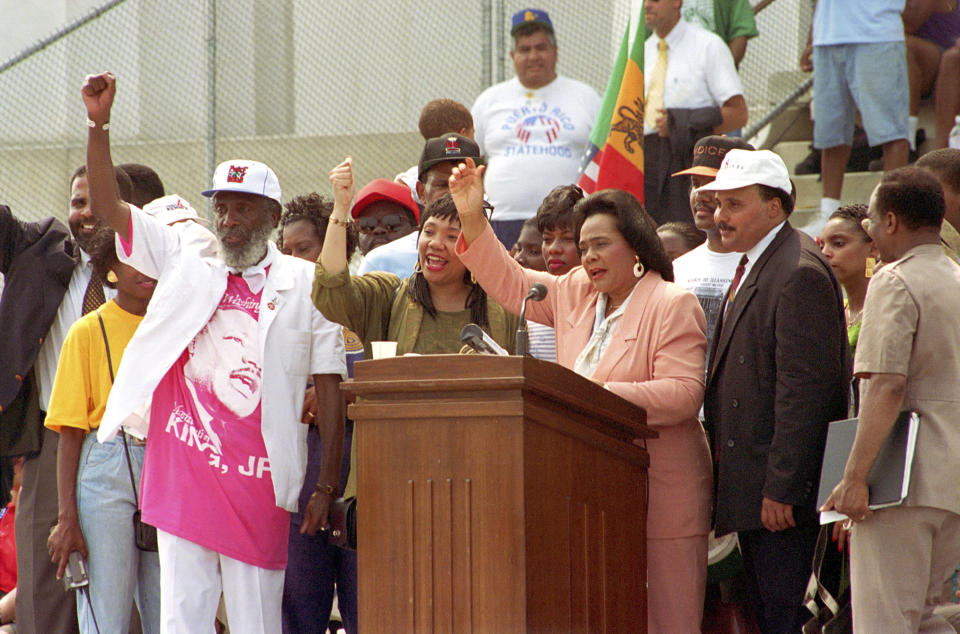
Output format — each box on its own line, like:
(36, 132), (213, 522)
(701, 149), (849, 632)
(0, 165), (132, 634)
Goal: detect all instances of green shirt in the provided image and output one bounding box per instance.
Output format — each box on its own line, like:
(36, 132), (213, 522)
(312, 265), (518, 358)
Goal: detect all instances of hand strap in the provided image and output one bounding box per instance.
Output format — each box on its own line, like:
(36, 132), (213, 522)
(802, 524), (841, 619)
(97, 311), (141, 508)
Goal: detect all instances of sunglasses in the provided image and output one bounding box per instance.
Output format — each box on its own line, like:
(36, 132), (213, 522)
(355, 214), (409, 234)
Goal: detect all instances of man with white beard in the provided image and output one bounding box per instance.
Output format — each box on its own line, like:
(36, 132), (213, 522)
(80, 71), (346, 633)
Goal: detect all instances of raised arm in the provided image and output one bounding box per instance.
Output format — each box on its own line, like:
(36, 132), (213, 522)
(319, 157), (355, 276)
(448, 158), (488, 248)
(82, 72), (131, 241)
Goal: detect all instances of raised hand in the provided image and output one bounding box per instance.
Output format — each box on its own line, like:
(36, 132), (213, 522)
(448, 158), (486, 219)
(81, 72), (116, 126)
(329, 157), (356, 211)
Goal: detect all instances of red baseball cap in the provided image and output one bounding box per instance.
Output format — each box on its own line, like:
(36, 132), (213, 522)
(351, 178), (420, 222)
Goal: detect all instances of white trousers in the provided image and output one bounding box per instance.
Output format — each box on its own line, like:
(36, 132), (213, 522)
(157, 529), (284, 634)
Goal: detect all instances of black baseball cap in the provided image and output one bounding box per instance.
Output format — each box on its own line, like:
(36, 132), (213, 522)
(418, 133), (482, 181)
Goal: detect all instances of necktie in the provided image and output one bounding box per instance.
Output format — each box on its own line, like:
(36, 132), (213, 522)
(644, 39), (668, 131)
(81, 269), (106, 315)
(727, 254), (749, 305)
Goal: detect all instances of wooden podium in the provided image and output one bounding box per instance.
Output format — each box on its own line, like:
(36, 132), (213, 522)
(345, 355), (656, 633)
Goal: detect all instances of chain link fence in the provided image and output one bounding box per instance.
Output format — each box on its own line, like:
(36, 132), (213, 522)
(0, 0), (808, 225)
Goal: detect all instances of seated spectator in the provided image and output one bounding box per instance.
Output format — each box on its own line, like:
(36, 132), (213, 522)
(935, 38), (960, 148)
(513, 217), (546, 271)
(278, 193), (361, 634)
(904, 0), (960, 150)
(45, 227), (160, 634)
(351, 179), (419, 256)
(314, 158), (518, 358)
(657, 221), (706, 260)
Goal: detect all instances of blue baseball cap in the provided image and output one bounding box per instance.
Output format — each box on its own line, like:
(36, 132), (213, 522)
(511, 8), (553, 36)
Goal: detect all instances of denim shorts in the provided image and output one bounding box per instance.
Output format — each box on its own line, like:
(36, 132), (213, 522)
(813, 41), (909, 149)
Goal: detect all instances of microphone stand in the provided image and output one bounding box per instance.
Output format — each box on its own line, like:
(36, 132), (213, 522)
(516, 305), (530, 357)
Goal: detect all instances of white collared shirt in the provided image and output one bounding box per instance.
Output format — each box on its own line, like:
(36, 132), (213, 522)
(740, 220), (786, 283)
(34, 250), (116, 409)
(643, 18), (744, 136)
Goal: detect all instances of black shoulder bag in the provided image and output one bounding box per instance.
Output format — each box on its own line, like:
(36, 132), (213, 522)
(97, 311), (159, 552)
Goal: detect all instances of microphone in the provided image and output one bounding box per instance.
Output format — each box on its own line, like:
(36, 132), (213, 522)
(516, 283), (548, 357)
(459, 323), (508, 356)
(525, 283), (547, 302)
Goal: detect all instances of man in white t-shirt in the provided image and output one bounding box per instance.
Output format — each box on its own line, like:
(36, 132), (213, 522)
(671, 135), (754, 371)
(800, 0), (909, 230)
(472, 8), (600, 248)
(643, 0), (748, 226)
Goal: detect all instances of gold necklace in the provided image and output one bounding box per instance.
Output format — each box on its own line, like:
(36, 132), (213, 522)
(845, 306), (862, 327)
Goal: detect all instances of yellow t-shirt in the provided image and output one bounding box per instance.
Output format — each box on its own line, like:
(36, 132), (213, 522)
(44, 300), (144, 433)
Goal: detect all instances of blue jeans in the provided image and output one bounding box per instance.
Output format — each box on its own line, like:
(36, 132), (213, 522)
(75, 433), (161, 634)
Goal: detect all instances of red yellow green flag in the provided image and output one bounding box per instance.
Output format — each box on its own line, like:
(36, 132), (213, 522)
(577, 19), (645, 202)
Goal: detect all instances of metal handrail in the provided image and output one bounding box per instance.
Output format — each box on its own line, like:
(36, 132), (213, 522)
(743, 76), (813, 142)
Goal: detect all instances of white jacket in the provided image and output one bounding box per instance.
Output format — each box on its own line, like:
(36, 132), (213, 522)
(98, 206), (346, 511)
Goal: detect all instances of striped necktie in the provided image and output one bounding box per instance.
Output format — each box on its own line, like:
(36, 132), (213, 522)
(727, 254), (749, 305)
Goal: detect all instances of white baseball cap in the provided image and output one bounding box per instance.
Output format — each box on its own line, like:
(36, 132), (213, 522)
(698, 149), (792, 196)
(201, 160), (282, 206)
(142, 194), (203, 225)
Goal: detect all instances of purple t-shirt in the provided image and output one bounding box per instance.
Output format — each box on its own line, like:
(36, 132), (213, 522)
(915, 7), (960, 50)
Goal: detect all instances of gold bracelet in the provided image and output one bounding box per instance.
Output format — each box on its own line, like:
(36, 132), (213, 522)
(315, 482), (338, 497)
(329, 215), (350, 228)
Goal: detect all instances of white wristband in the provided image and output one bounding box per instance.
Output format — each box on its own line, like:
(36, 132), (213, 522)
(86, 118), (111, 131)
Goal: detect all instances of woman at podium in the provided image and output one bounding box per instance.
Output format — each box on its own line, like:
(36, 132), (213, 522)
(312, 158), (518, 358)
(451, 160), (713, 633)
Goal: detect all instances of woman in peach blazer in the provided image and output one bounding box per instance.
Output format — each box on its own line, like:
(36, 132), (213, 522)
(452, 162), (713, 633)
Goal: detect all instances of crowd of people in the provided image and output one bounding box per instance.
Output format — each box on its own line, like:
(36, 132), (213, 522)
(1, 2), (960, 633)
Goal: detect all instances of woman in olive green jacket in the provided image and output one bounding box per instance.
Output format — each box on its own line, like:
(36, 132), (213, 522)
(312, 158), (517, 358)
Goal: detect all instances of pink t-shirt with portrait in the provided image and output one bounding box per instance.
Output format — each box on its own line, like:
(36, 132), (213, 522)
(140, 273), (289, 569)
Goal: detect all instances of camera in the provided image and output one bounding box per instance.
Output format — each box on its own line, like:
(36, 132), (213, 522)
(63, 551), (89, 591)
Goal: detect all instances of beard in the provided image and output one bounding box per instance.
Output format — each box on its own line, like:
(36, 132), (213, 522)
(216, 214), (275, 270)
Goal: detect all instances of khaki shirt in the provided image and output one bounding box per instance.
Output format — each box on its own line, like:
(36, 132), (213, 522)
(854, 244), (960, 514)
(939, 218), (960, 262)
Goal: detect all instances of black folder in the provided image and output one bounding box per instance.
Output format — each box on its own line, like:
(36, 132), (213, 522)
(817, 410), (919, 524)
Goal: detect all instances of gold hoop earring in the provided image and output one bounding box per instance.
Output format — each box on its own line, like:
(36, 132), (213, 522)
(633, 257), (645, 279)
(106, 270), (119, 284)
(414, 260), (423, 274)
(470, 271), (477, 284)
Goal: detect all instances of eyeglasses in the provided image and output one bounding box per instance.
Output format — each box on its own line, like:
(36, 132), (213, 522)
(355, 214), (408, 234)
